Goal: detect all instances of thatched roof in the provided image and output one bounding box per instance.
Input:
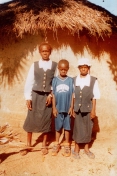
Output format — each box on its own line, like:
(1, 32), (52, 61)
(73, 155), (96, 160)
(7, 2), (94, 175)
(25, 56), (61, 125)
(0, 0), (116, 41)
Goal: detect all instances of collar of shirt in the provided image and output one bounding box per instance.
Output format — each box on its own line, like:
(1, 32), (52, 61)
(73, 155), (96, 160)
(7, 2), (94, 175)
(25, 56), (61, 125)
(39, 59), (52, 71)
(76, 74), (90, 89)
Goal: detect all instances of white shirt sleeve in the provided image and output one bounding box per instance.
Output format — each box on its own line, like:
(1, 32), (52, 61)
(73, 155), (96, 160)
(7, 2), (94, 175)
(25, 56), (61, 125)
(50, 64), (58, 90)
(93, 80), (100, 99)
(24, 63), (34, 100)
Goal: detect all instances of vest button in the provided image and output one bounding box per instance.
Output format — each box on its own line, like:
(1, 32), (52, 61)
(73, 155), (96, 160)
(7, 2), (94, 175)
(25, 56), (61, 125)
(80, 91), (82, 94)
(79, 104), (81, 106)
(80, 96), (82, 98)
(43, 84), (45, 87)
(43, 77), (46, 80)
(44, 73), (46, 76)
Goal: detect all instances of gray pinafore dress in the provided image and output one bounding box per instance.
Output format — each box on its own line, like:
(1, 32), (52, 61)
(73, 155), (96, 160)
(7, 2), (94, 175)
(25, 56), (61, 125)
(72, 76), (96, 143)
(23, 61), (57, 133)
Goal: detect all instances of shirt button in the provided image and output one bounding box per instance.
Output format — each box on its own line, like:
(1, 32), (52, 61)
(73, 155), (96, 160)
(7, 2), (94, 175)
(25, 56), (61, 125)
(43, 77), (46, 80)
(43, 85), (45, 87)
(80, 96), (82, 98)
(79, 104), (81, 106)
(80, 91), (82, 94)
(43, 81), (45, 83)
(88, 105), (89, 107)
(44, 73), (46, 76)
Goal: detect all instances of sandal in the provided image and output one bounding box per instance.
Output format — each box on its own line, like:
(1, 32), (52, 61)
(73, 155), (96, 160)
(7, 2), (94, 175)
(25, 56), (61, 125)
(72, 150), (80, 159)
(84, 151), (95, 159)
(41, 146), (48, 155)
(63, 144), (71, 157)
(20, 149), (29, 156)
(51, 144), (60, 156)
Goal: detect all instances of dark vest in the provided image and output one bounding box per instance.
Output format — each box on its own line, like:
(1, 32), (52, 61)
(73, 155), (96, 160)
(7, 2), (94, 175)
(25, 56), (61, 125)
(74, 76), (97, 113)
(32, 61), (57, 92)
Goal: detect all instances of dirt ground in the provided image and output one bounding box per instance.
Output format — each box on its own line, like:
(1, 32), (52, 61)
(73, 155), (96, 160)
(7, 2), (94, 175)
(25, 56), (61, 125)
(0, 124), (117, 176)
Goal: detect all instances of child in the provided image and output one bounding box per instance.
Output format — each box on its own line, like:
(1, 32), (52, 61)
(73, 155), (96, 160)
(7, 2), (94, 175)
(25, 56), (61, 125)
(23, 42), (57, 155)
(52, 59), (74, 157)
(72, 58), (100, 159)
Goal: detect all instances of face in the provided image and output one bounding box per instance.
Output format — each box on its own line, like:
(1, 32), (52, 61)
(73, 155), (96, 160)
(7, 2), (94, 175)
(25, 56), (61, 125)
(58, 63), (69, 77)
(78, 65), (89, 76)
(39, 45), (51, 60)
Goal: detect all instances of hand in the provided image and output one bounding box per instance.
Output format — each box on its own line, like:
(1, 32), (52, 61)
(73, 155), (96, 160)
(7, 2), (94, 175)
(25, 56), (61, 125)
(90, 110), (96, 119)
(26, 100), (32, 110)
(68, 107), (73, 117)
(53, 107), (58, 117)
(72, 109), (76, 118)
(46, 95), (52, 106)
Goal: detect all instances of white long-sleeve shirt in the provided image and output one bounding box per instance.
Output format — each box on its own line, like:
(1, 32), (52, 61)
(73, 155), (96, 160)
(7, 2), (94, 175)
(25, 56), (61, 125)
(24, 59), (53, 100)
(75, 74), (100, 99)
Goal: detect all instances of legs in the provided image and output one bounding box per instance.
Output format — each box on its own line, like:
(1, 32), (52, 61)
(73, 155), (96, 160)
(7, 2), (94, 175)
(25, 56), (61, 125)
(74, 142), (80, 153)
(42, 132), (48, 147)
(72, 142), (80, 159)
(41, 132), (49, 155)
(52, 129), (71, 157)
(84, 143), (95, 159)
(54, 129), (70, 144)
(55, 130), (61, 143)
(20, 132), (32, 156)
(72, 111), (95, 159)
(27, 132), (32, 146)
(51, 130), (61, 156)
(84, 143), (89, 153)
(21, 132), (49, 155)
(72, 142), (95, 159)
(63, 130), (71, 157)
(27, 132), (48, 148)
(64, 130), (70, 143)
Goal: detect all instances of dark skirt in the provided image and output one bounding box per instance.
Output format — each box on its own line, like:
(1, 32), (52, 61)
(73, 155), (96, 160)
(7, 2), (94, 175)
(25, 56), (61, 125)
(72, 110), (93, 143)
(23, 91), (52, 133)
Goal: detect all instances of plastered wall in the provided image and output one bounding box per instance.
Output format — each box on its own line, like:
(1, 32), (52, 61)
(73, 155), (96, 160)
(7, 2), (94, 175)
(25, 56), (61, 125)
(0, 31), (117, 131)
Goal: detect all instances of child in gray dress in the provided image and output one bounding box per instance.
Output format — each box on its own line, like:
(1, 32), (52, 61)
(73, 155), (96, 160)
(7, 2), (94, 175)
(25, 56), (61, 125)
(22, 42), (57, 155)
(72, 58), (100, 159)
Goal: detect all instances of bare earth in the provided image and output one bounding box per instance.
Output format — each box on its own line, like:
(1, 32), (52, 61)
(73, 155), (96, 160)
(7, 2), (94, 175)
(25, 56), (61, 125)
(0, 125), (117, 176)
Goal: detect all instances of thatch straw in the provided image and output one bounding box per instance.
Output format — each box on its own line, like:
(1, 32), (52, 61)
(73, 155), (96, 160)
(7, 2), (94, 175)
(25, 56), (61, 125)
(0, 0), (114, 40)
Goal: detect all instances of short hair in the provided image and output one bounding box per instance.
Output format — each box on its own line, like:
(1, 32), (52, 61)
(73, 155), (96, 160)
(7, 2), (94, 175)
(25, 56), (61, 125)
(58, 59), (69, 68)
(39, 42), (52, 51)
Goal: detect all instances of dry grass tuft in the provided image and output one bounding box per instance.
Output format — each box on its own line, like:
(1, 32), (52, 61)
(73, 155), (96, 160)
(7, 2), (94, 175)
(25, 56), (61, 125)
(0, 124), (19, 145)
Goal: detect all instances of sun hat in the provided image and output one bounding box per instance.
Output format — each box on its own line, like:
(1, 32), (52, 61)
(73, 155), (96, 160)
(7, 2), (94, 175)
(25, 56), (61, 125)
(77, 58), (91, 67)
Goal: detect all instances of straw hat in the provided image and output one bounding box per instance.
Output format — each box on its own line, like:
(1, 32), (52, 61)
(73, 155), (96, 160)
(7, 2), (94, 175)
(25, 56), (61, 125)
(77, 58), (91, 66)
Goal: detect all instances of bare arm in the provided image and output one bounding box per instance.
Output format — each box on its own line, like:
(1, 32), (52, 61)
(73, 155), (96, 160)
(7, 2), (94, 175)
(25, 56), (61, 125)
(90, 99), (96, 119)
(68, 93), (75, 117)
(52, 94), (58, 117)
(46, 91), (52, 106)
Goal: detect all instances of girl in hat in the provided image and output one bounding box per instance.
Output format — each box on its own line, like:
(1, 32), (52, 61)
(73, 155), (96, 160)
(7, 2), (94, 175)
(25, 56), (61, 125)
(72, 58), (100, 159)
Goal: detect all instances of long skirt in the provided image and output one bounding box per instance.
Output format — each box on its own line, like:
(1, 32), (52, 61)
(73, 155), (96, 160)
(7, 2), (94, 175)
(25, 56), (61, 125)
(72, 110), (93, 143)
(23, 91), (52, 133)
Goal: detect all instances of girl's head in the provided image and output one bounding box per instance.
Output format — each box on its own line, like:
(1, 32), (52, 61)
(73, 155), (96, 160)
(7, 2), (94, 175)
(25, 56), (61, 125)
(77, 58), (91, 77)
(39, 42), (52, 60)
(58, 59), (69, 78)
